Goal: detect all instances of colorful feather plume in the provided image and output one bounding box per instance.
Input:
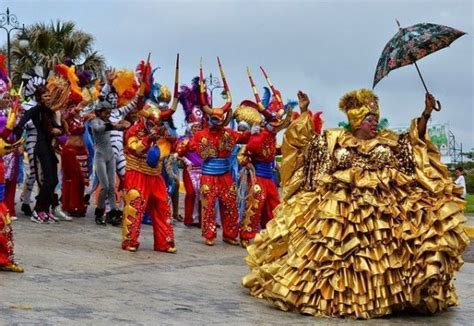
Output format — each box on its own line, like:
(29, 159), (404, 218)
(179, 77), (206, 124)
(46, 75), (71, 111)
(112, 70), (139, 107)
(54, 64), (82, 104)
(136, 59), (152, 97)
(311, 111), (323, 134)
(262, 86), (271, 108)
(76, 70), (92, 88)
(81, 79), (100, 103)
(285, 100), (298, 112)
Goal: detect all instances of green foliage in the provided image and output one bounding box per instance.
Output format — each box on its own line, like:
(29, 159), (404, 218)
(466, 194), (474, 213)
(7, 20), (106, 85)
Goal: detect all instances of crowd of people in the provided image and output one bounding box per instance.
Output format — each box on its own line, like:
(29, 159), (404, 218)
(0, 55), (303, 264)
(0, 53), (469, 320)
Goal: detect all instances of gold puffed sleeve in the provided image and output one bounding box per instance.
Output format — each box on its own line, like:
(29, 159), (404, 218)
(280, 111), (314, 199)
(407, 118), (460, 195)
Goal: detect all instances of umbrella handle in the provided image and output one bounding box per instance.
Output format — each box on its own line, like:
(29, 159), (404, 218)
(434, 100), (442, 111)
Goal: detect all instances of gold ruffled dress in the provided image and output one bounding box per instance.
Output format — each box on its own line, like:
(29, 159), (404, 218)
(242, 112), (470, 319)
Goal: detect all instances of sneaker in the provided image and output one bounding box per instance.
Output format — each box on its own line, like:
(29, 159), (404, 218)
(31, 211), (47, 224)
(53, 206), (72, 221)
(11, 216), (18, 221)
(47, 212), (58, 223)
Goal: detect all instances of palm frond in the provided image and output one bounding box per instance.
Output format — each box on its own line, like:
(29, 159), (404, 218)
(6, 20), (106, 86)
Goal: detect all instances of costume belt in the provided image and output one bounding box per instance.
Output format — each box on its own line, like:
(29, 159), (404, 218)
(0, 183), (4, 201)
(202, 158), (229, 176)
(254, 162), (274, 179)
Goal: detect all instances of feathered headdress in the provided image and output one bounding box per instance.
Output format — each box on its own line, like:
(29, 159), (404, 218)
(54, 64), (82, 104)
(112, 70), (139, 107)
(46, 75), (71, 111)
(245, 66), (293, 133)
(179, 76), (205, 125)
(339, 88), (379, 129)
(82, 79), (100, 104)
(136, 58), (154, 97)
(199, 57), (232, 126)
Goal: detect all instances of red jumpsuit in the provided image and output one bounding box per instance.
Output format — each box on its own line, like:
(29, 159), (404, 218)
(239, 128), (280, 241)
(61, 110), (89, 216)
(178, 126), (249, 242)
(0, 129), (16, 267)
(121, 120), (175, 251)
(176, 138), (202, 226)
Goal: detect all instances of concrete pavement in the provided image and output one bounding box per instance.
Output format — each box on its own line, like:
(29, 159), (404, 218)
(1, 215), (473, 325)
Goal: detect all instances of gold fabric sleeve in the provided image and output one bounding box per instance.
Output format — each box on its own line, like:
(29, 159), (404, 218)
(280, 112), (314, 199)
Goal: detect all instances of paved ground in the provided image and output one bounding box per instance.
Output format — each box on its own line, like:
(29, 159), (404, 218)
(1, 209), (473, 325)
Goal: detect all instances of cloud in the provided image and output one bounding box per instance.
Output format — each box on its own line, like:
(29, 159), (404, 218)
(3, 0), (472, 149)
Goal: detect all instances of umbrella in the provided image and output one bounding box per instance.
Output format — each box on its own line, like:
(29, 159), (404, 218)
(373, 21), (466, 109)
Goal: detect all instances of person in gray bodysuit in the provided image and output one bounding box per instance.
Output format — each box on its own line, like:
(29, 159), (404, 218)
(90, 101), (129, 225)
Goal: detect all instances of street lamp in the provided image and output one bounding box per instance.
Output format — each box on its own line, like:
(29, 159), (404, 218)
(205, 73), (224, 108)
(0, 7), (30, 79)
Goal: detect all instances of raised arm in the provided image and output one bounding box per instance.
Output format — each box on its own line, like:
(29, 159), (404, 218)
(418, 93), (437, 139)
(280, 91), (314, 187)
(115, 96), (140, 119)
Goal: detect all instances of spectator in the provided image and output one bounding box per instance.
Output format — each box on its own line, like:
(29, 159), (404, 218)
(455, 166), (467, 199)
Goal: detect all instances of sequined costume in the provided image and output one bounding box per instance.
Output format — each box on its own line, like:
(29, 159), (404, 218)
(239, 128), (280, 242)
(238, 67), (297, 245)
(0, 114), (19, 218)
(0, 150), (15, 268)
(121, 54), (179, 252)
(179, 142), (203, 226)
(179, 126), (249, 242)
(177, 77), (206, 226)
(243, 92), (470, 319)
(121, 118), (176, 252)
(0, 73), (24, 271)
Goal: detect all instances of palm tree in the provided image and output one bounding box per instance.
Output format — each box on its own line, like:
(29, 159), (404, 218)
(8, 20), (106, 85)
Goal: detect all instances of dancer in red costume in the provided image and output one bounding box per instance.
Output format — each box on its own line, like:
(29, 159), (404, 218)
(0, 91), (24, 273)
(178, 58), (249, 246)
(177, 77), (205, 227)
(61, 103), (91, 217)
(239, 67), (323, 248)
(121, 54), (179, 253)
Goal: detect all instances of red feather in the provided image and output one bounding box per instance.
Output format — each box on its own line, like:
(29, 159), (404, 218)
(136, 60), (152, 96)
(54, 64), (70, 78)
(311, 111), (323, 134)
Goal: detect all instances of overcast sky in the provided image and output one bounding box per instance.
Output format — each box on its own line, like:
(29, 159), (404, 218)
(2, 0), (473, 149)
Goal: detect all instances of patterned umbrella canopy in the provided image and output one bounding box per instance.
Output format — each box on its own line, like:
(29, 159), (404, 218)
(373, 22), (466, 89)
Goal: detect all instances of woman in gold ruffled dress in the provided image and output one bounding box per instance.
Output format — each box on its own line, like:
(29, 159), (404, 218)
(242, 89), (470, 319)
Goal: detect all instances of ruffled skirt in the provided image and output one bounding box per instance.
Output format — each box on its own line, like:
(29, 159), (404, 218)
(242, 168), (470, 319)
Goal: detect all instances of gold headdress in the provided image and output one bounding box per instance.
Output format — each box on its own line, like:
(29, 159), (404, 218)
(339, 88), (379, 129)
(233, 100), (263, 126)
